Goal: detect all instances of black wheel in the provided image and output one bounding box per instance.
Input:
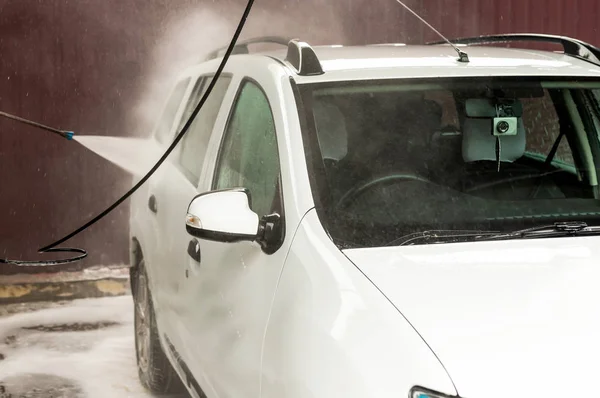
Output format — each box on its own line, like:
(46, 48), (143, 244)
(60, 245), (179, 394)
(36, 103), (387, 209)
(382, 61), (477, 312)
(133, 260), (185, 394)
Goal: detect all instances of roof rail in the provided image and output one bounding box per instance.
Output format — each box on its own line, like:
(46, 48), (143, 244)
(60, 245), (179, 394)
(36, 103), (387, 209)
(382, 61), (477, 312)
(206, 36), (292, 60)
(429, 34), (600, 67)
(285, 39), (324, 76)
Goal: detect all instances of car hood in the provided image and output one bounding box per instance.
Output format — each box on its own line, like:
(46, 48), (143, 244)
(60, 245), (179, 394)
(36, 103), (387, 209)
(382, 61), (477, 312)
(344, 237), (600, 398)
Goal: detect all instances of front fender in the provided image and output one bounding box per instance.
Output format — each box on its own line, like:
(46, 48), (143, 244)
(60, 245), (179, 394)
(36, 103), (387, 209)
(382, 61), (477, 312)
(261, 210), (456, 398)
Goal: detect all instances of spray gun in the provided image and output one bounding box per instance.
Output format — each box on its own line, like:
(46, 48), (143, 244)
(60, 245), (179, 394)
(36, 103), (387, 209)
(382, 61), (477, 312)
(0, 110), (75, 140)
(1, 0), (255, 268)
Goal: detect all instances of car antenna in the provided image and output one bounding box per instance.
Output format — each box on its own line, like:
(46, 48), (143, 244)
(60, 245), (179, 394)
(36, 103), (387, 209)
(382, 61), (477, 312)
(392, 0), (470, 63)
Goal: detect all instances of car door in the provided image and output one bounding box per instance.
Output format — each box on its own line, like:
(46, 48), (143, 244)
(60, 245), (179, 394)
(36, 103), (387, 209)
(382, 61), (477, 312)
(143, 75), (192, 326)
(147, 74), (233, 345)
(177, 78), (289, 398)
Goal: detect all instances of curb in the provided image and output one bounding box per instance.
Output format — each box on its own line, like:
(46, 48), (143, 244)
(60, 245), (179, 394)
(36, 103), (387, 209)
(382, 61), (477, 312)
(0, 265), (131, 304)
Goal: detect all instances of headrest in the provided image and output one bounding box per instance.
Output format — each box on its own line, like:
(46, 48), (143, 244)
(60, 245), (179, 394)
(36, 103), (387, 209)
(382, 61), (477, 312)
(462, 118), (526, 162)
(313, 100), (348, 161)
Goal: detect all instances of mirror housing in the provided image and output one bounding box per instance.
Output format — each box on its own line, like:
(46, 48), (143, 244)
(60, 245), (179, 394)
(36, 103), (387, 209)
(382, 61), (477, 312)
(185, 189), (259, 243)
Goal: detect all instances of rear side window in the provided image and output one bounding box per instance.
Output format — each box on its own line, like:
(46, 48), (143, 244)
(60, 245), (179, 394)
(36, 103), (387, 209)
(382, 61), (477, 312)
(154, 78), (190, 144)
(177, 78), (206, 131)
(178, 75), (232, 184)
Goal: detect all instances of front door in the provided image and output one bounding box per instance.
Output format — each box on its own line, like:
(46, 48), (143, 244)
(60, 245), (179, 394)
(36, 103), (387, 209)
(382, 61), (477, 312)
(179, 78), (288, 398)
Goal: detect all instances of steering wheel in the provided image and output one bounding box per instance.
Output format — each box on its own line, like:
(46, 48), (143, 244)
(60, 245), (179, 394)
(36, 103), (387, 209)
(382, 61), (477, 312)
(335, 173), (433, 210)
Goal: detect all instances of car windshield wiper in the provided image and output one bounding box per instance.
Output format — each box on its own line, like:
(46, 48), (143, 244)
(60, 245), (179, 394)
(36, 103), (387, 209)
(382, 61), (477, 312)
(388, 230), (500, 246)
(387, 222), (600, 246)
(476, 221), (600, 242)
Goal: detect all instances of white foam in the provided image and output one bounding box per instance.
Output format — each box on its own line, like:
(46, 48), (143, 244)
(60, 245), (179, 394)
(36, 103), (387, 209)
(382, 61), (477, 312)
(0, 296), (168, 398)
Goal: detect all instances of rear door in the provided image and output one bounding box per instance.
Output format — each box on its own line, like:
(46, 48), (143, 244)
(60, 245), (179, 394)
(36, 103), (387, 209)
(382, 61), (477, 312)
(143, 75), (191, 324)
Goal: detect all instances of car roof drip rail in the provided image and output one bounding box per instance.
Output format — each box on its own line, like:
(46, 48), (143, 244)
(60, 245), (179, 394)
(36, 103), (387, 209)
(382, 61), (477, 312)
(428, 33), (600, 67)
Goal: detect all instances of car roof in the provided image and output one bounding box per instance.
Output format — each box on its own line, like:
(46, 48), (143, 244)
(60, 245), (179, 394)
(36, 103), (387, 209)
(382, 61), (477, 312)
(181, 40), (600, 85)
(260, 44), (600, 83)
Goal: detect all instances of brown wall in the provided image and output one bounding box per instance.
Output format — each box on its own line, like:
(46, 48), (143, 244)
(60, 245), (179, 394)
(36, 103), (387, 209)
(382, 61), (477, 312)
(0, 0), (598, 274)
(419, 0), (599, 44)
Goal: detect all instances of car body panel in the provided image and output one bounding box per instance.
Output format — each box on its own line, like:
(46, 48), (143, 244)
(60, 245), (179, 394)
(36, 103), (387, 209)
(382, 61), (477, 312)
(129, 74), (197, 342)
(261, 210), (457, 398)
(344, 237), (600, 398)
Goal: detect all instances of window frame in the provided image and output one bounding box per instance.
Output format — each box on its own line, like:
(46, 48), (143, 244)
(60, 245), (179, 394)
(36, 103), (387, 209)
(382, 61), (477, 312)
(211, 77), (286, 245)
(154, 77), (192, 145)
(175, 72), (233, 186)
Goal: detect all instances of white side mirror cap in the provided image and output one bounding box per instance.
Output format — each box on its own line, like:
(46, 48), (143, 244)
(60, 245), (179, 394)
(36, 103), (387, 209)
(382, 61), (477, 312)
(186, 189), (259, 243)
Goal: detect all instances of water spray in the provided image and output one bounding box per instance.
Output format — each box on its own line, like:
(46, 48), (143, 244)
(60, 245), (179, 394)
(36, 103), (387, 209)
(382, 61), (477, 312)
(1, 0), (255, 267)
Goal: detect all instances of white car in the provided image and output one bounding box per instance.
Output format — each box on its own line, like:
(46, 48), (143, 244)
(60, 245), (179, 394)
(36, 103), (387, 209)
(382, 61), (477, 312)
(129, 35), (600, 398)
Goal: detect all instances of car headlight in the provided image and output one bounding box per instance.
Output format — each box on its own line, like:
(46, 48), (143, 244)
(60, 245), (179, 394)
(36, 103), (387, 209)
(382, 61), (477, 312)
(410, 386), (457, 398)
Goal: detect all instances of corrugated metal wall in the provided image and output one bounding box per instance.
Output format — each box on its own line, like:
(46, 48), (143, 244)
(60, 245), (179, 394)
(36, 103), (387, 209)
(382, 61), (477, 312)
(423, 0), (599, 44)
(343, 0), (599, 45)
(1, 0), (599, 273)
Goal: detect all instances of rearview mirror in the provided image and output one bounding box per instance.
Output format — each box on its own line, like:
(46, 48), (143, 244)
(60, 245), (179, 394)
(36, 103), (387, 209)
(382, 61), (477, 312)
(465, 98), (523, 118)
(185, 189), (259, 243)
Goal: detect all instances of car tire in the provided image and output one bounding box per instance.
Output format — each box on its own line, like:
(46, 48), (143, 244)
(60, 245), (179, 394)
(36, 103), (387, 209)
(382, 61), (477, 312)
(133, 260), (185, 394)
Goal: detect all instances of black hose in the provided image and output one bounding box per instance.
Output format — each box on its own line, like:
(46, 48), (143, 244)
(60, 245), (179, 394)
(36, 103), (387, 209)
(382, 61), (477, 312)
(38, 0), (255, 253)
(1, 0), (254, 266)
(0, 248), (87, 266)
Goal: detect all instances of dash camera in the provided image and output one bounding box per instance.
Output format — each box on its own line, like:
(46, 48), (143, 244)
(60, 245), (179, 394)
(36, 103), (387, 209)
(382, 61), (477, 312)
(493, 117), (518, 136)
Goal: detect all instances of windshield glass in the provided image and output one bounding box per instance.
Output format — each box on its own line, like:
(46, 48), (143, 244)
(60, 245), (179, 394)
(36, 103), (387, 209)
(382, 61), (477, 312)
(298, 77), (600, 248)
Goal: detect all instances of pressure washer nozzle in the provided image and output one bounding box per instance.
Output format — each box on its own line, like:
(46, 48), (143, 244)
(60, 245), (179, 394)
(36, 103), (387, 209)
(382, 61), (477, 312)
(64, 131), (74, 140)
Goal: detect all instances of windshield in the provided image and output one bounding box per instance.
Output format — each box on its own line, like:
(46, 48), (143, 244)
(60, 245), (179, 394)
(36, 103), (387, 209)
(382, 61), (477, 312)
(297, 77), (600, 248)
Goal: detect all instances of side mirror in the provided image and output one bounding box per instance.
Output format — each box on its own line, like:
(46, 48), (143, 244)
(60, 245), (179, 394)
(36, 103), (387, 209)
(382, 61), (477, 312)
(185, 189), (259, 243)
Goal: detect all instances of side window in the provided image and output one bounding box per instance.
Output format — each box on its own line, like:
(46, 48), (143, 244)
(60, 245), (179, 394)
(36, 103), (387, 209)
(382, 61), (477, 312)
(522, 90), (574, 165)
(154, 78), (190, 144)
(213, 80), (281, 217)
(178, 76), (232, 184)
(178, 78), (207, 131)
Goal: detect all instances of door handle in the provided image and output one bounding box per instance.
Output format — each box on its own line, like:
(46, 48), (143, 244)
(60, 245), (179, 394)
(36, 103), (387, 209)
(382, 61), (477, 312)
(148, 195), (158, 214)
(187, 239), (201, 263)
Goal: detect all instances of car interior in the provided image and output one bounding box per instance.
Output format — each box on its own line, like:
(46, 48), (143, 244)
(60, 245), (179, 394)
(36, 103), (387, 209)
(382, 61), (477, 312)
(312, 85), (598, 202)
(307, 81), (600, 246)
